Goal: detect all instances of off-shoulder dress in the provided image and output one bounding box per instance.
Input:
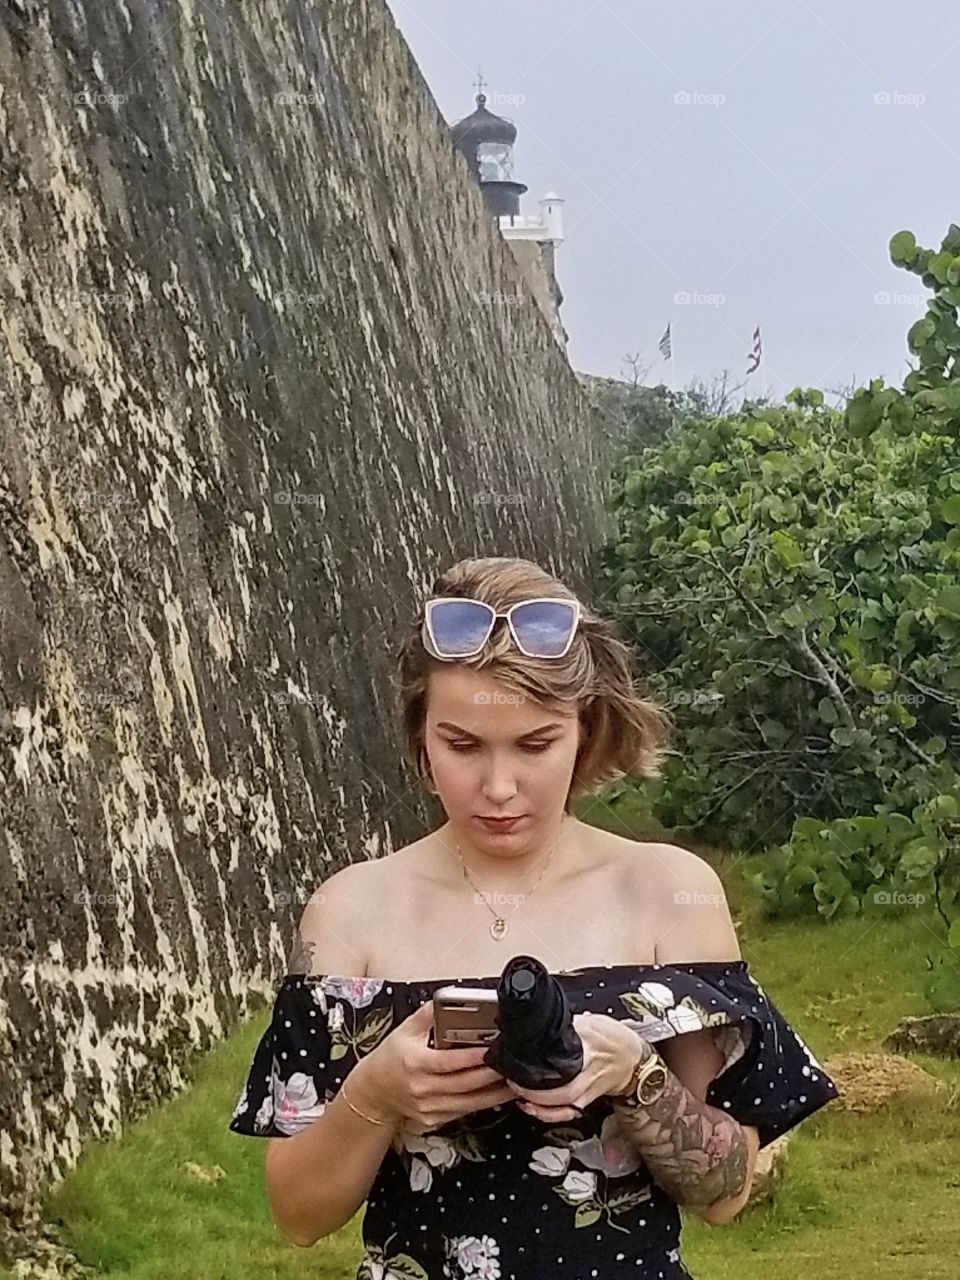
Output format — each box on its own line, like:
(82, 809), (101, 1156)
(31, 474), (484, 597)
(229, 960), (840, 1280)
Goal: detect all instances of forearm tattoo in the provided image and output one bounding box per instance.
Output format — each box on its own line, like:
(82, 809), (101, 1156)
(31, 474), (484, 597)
(610, 1068), (749, 1210)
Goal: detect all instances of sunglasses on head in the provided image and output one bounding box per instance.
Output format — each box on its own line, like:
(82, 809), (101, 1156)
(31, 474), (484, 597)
(422, 596), (582, 660)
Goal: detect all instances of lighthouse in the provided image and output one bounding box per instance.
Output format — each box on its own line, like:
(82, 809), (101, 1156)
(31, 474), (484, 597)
(450, 75), (568, 351)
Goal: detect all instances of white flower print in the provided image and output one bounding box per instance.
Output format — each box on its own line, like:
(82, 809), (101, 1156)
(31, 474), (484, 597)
(362, 1259), (388, 1280)
(529, 1144), (571, 1177)
(272, 1067), (326, 1135)
(638, 981), (675, 1007)
(253, 1091), (274, 1132)
(231, 1086), (248, 1121)
(359, 1244), (429, 1280)
(409, 1156), (433, 1193)
(667, 1246), (681, 1263)
(636, 983), (706, 1035)
(401, 1132), (460, 1170)
(400, 1133), (460, 1192)
(560, 1169), (598, 1203)
(446, 1234), (501, 1279)
(327, 1003), (345, 1034)
(568, 1113), (643, 1177)
(320, 975), (384, 1008)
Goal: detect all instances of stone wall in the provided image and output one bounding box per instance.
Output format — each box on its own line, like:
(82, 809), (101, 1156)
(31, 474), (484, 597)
(0, 0), (610, 1232)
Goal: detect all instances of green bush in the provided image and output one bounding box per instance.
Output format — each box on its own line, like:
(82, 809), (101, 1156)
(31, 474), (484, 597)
(601, 224), (960, 854)
(745, 796), (960, 923)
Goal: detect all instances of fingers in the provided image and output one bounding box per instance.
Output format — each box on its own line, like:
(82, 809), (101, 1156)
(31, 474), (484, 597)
(429, 1064), (507, 1094)
(515, 1101), (584, 1122)
(428, 1082), (518, 1120)
(423, 1042), (497, 1073)
(507, 1081), (577, 1106)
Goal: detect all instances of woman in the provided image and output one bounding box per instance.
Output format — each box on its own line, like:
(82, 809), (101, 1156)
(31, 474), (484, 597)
(230, 556), (839, 1279)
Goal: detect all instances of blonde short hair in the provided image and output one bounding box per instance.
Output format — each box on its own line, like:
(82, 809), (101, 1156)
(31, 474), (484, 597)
(394, 556), (673, 811)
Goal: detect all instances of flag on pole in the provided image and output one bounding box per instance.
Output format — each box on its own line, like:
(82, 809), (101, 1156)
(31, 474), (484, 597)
(746, 325), (762, 374)
(658, 323), (672, 360)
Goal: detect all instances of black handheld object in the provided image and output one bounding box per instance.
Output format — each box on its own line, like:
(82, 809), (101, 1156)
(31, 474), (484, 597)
(481, 953), (584, 1088)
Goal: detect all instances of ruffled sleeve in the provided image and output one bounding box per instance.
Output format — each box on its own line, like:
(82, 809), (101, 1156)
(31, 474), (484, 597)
(228, 974), (398, 1138)
(700, 965), (840, 1149)
(615, 961), (840, 1151)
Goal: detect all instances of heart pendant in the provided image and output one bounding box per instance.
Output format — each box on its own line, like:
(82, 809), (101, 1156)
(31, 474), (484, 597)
(490, 917), (507, 940)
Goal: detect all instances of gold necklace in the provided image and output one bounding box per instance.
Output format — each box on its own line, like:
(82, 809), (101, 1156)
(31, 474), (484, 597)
(453, 819), (566, 940)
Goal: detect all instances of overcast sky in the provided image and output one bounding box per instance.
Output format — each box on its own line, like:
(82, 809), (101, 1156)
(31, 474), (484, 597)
(386, 0), (959, 403)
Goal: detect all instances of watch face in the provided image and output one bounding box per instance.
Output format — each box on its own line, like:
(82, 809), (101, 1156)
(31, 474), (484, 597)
(637, 1065), (668, 1104)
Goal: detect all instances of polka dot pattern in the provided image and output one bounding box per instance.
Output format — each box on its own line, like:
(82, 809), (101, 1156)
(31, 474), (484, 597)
(229, 961), (839, 1278)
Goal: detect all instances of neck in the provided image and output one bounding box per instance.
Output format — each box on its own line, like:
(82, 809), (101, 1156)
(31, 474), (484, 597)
(436, 813), (577, 890)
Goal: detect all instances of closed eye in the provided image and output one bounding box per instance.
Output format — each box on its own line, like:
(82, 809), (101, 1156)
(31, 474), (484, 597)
(446, 741), (554, 753)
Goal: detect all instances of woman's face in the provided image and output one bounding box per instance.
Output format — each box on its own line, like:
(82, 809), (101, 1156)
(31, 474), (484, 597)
(422, 665), (582, 846)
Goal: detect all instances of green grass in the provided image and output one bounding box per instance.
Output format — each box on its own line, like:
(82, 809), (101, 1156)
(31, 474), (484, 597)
(28, 808), (960, 1279)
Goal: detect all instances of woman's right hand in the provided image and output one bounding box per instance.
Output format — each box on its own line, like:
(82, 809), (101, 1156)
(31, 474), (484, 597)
(353, 999), (518, 1135)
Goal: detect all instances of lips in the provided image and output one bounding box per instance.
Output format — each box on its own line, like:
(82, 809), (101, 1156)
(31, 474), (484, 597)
(476, 815), (526, 830)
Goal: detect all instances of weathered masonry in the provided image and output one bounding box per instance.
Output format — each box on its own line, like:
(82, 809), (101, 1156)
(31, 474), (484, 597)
(0, 0), (609, 1247)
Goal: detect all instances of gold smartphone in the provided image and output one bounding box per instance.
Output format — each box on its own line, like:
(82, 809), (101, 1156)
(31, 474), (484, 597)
(432, 985), (500, 1048)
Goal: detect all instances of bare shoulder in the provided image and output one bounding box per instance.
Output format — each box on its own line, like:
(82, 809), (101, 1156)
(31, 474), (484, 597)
(631, 839), (727, 892)
(289, 838), (432, 977)
(289, 858), (383, 978)
(595, 830), (720, 893)
(593, 833), (739, 963)
(623, 840), (741, 964)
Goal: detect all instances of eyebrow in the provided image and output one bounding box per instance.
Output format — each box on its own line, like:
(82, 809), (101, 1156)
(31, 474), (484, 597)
(436, 721), (564, 739)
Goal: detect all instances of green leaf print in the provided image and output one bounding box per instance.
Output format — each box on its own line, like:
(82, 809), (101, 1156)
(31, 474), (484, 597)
(574, 1200), (603, 1227)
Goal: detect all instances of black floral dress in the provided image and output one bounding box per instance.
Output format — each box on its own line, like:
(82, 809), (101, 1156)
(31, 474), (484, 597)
(229, 960), (839, 1279)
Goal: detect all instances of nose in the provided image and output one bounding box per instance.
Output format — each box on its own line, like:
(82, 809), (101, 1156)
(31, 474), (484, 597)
(482, 757), (519, 805)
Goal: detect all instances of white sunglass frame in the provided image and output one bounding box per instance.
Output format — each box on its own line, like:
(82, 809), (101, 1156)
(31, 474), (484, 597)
(423, 596), (582, 661)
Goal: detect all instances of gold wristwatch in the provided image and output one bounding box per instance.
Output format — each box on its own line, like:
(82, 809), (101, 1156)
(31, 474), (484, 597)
(612, 1043), (669, 1108)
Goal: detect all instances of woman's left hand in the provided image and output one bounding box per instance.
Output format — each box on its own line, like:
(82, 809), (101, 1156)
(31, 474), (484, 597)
(506, 1012), (653, 1123)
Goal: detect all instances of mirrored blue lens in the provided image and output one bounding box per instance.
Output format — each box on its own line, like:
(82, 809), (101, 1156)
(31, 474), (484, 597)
(429, 601), (494, 655)
(510, 601), (577, 656)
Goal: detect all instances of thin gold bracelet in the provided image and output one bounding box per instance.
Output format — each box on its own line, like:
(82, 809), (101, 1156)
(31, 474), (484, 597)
(338, 1077), (389, 1126)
